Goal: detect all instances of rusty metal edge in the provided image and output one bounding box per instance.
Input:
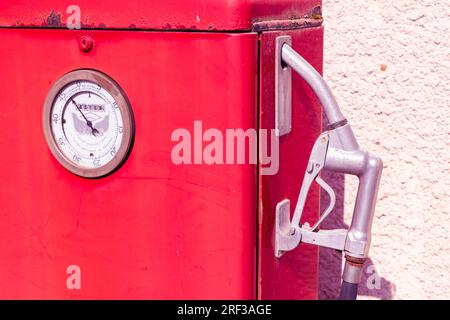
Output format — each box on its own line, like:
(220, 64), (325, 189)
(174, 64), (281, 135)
(1, 6), (323, 33)
(252, 17), (322, 33)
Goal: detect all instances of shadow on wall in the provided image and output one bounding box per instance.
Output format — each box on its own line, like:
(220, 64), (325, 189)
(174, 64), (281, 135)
(318, 171), (395, 300)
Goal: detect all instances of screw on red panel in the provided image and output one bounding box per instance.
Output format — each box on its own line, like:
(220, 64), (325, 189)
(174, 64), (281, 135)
(79, 36), (94, 53)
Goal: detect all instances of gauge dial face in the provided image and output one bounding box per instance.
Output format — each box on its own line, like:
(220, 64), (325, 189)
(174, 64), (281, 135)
(43, 70), (134, 178)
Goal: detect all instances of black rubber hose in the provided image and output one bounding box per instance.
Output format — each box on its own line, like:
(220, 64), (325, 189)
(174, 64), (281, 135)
(338, 281), (358, 300)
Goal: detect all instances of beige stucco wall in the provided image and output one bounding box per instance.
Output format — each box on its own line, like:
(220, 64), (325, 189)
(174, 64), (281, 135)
(319, 0), (450, 299)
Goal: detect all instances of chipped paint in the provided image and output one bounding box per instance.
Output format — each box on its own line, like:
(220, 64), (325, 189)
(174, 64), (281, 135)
(252, 18), (322, 32)
(5, 4), (323, 32)
(45, 10), (62, 27)
(252, 5), (323, 32)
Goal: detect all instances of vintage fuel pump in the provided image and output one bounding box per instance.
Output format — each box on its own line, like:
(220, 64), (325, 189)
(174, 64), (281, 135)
(0, 1), (381, 300)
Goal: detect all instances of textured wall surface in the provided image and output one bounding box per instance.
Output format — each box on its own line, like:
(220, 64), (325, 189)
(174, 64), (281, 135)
(319, 0), (450, 299)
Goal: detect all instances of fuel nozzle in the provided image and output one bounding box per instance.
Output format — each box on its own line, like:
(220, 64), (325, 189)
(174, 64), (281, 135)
(273, 38), (383, 300)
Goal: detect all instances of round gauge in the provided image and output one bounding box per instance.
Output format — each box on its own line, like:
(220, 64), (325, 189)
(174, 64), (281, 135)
(43, 69), (134, 178)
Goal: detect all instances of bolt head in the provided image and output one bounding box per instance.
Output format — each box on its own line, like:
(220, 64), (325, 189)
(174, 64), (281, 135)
(79, 36), (94, 53)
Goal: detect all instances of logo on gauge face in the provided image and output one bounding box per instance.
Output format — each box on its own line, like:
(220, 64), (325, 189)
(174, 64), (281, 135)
(79, 104), (105, 112)
(72, 112), (109, 135)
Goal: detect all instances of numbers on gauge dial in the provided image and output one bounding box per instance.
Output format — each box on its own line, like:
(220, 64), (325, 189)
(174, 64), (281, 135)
(50, 80), (125, 170)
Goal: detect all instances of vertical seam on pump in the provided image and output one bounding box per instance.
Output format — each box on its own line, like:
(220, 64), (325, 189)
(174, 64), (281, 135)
(255, 32), (262, 300)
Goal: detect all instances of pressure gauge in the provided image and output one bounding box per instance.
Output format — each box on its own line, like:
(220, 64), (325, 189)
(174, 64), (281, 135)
(43, 70), (135, 178)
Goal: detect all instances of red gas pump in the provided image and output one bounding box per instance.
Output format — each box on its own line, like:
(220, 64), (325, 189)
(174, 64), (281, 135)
(0, 1), (324, 299)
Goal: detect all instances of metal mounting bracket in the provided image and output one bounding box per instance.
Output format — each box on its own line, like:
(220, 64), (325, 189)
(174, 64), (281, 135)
(274, 199), (300, 257)
(274, 199), (347, 257)
(275, 36), (292, 136)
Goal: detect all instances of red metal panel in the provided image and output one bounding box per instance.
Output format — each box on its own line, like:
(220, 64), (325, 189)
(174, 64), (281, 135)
(259, 27), (323, 299)
(0, 0), (321, 31)
(0, 29), (258, 299)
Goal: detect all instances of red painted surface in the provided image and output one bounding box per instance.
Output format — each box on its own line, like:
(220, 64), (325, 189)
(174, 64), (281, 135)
(0, 0), (321, 31)
(0, 1), (323, 300)
(259, 28), (323, 299)
(0, 29), (258, 299)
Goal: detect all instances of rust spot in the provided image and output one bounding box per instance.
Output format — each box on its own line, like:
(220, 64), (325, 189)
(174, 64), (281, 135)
(80, 21), (95, 29)
(345, 255), (366, 265)
(380, 64), (388, 71)
(252, 18), (322, 32)
(12, 22), (26, 27)
(45, 10), (62, 27)
(251, 5), (323, 32)
(309, 6), (323, 20)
